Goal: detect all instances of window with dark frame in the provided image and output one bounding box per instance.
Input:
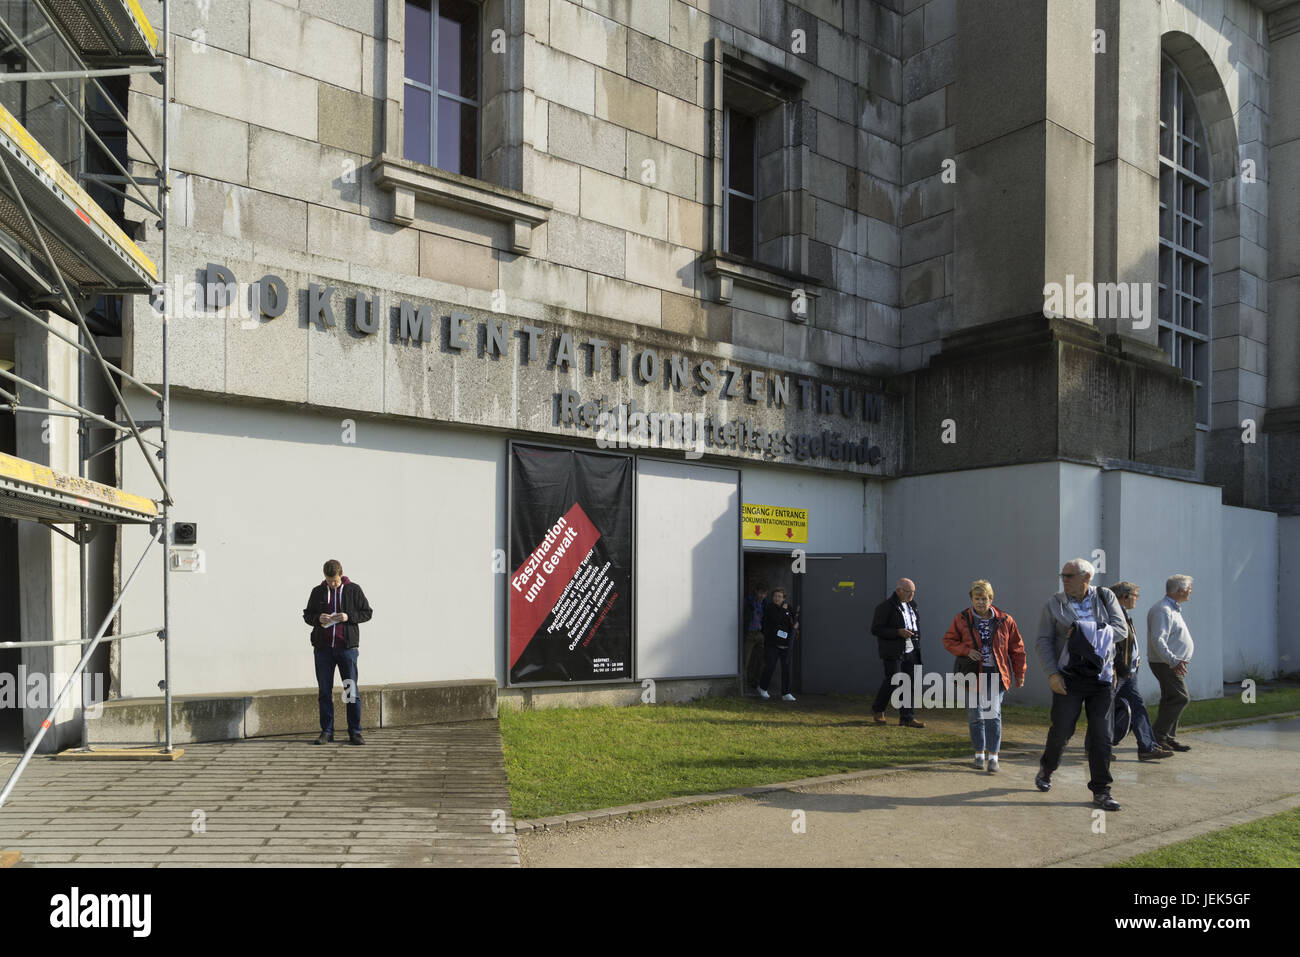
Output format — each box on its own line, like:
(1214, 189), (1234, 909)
(1158, 55), (1212, 428)
(724, 107), (758, 260)
(716, 57), (803, 275)
(403, 0), (480, 178)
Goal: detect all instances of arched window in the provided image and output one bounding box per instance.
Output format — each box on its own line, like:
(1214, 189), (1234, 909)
(1158, 56), (1211, 427)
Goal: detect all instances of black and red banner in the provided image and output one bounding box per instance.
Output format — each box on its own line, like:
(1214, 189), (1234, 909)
(508, 444), (633, 683)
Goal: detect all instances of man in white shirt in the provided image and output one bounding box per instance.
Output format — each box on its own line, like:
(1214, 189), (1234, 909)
(1147, 574), (1194, 752)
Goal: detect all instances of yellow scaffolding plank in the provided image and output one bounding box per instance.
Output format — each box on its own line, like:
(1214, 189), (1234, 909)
(0, 450), (158, 525)
(0, 102), (157, 290)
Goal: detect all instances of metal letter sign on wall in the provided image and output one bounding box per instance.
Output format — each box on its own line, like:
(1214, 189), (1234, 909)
(508, 444), (633, 683)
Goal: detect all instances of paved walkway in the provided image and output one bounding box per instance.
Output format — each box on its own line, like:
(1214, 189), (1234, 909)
(518, 717), (1300, 867)
(0, 722), (518, 867)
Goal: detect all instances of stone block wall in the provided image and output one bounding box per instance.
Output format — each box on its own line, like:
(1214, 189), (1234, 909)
(125, 0), (916, 398)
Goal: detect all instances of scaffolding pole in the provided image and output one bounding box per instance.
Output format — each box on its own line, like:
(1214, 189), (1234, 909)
(0, 524), (161, 810)
(0, 0), (173, 782)
(160, 0), (173, 753)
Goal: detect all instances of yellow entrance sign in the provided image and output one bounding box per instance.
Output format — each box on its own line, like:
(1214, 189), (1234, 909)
(742, 503), (808, 543)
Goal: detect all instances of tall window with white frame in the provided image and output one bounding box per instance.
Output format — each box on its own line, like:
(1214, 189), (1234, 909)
(723, 107), (758, 259)
(404, 0), (480, 177)
(1158, 55), (1212, 427)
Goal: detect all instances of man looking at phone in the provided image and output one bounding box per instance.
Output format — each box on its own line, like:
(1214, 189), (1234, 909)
(303, 559), (373, 745)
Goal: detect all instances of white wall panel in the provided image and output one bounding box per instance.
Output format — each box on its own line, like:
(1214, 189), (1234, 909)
(635, 458), (739, 678)
(121, 393), (503, 697)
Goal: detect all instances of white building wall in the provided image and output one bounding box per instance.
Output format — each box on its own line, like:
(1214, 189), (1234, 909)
(883, 462), (1278, 706)
(1280, 516), (1300, 678)
(634, 458), (740, 679)
(1101, 470), (1225, 702)
(882, 462), (1066, 706)
(121, 392), (504, 698)
(739, 463), (880, 554)
(1220, 504), (1278, 682)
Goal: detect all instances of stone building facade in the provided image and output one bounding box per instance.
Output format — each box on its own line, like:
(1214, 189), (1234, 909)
(7, 0), (1289, 744)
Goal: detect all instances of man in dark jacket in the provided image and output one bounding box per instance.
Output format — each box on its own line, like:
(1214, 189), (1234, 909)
(303, 559), (373, 745)
(870, 578), (925, 727)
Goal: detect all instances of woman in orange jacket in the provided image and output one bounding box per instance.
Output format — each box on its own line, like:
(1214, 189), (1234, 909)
(942, 580), (1027, 773)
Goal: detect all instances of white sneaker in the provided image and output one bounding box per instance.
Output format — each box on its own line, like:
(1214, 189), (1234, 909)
(987, 756), (1000, 773)
(973, 754), (986, 770)
(757, 688), (770, 699)
(782, 693), (796, 702)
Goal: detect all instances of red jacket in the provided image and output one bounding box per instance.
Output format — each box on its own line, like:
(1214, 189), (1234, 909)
(941, 606), (1027, 692)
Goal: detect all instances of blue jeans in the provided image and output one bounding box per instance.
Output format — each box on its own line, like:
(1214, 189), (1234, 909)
(314, 647), (360, 737)
(1115, 674), (1158, 751)
(967, 671), (1005, 753)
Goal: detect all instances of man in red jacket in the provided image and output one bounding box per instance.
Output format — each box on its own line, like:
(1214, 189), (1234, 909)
(303, 559), (374, 745)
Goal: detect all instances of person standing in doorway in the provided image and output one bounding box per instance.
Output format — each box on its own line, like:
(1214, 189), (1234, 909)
(758, 588), (797, 702)
(303, 559), (373, 745)
(870, 578), (926, 728)
(1148, 574), (1195, 753)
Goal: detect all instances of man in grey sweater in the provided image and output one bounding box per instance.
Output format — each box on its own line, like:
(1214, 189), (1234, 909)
(1034, 558), (1127, 811)
(1147, 575), (1195, 751)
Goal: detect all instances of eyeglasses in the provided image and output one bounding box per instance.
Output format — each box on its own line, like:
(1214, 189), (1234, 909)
(1060, 573), (1077, 579)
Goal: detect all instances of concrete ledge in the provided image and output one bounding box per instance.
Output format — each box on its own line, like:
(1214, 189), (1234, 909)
(90, 693), (247, 745)
(90, 679), (498, 745)
(244, 688), (383, 738)
(499, 677), (738, 711)
(381, 679), (497, 725)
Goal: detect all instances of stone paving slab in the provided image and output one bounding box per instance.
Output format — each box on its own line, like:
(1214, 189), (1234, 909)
(0, 722), (518, 868)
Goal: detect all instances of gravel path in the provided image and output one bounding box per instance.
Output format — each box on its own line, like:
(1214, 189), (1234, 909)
(519, 718), (1300, 867)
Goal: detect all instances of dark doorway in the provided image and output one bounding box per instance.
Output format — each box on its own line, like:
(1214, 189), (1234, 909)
(741, 550), (801, 693)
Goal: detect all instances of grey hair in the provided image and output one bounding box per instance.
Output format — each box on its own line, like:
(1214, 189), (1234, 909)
(1166, 574), (1193, 595)
(1064, 558), (1095, 578)
(1111, 580), (1140, 599)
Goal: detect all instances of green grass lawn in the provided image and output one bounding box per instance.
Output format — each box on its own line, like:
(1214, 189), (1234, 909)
(1179, 685), (1300, 725)
(501, 686), (1300, 820)
(1110, 806), (1300, 868)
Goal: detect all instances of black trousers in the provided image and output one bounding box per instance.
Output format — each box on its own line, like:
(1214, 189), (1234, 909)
(760, 642), (792, 696)
(872, 651), (919, 721)
(1040, 679), (1114, 794)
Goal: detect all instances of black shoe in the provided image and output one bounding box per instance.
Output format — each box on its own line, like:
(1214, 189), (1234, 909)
(899, 718), (926, 728)
(313, 732), (333, 745)
(349, 732), (365, 746)
(1138, 748), (1172, 761)
(1034, 770), (1052, 792)
(1093, 791), (1121, 811)
(1162, 737), (1190, 752)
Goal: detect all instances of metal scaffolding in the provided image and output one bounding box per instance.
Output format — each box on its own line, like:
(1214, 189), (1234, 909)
(0, 0), (172, 810)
